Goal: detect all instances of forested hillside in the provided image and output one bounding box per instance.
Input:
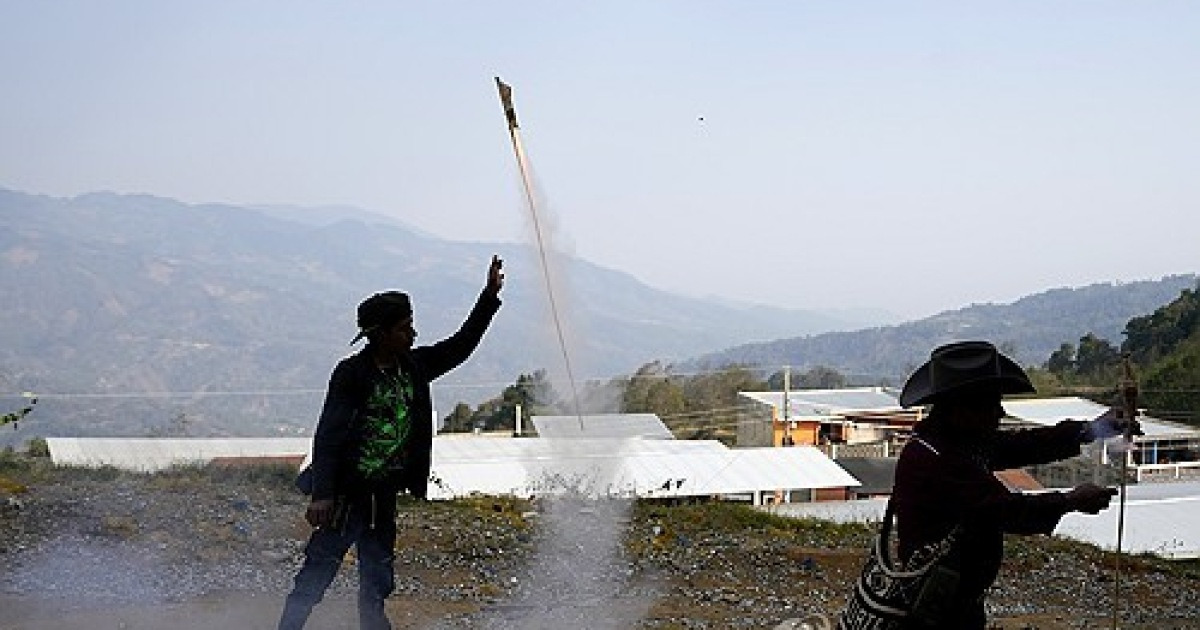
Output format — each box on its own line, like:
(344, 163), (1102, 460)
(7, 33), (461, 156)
(1134, 285), (1200, 425)
(687, 275), (1198, 383)
(1035, 281), (1200, 425)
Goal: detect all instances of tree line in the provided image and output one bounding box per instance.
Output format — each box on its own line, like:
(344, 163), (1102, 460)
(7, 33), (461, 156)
(440, 362), (855, 442)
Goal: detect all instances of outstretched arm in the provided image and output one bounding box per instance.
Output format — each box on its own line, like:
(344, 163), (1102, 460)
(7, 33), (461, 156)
(989, 421), (1085, 470)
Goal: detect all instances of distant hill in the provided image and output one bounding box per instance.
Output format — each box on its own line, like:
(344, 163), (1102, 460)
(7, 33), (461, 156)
(686, 275), (1200, 383)
(0, 188), (879, 442)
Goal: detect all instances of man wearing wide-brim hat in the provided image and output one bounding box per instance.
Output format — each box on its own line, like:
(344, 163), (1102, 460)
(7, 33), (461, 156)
(891, 341), (1138, 629)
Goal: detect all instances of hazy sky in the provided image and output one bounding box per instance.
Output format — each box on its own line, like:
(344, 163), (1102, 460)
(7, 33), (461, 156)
(3, 2), (1197, 319)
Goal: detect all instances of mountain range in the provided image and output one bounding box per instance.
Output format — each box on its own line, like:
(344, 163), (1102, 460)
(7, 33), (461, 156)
(688, 274), (1199, 381)
(0, 188), (885, 442)
(1, 187), (1193, 442)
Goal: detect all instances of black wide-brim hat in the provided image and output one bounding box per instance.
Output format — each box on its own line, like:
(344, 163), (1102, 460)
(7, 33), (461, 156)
(899, 340), (1035, 408)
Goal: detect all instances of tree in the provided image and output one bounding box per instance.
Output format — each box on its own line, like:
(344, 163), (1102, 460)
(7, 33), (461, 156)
(1, 393), (37, 430)
(1074, 333), (1120, 379)
(492, 370), (558, 430)
(1046, 343), (1075, 375)
(797, 366), (847, 389)
(1124, 282), (1200, 364)
(443, 370), (560, 433)
(768, 366), (849, 390)
(506, 370), (556, 412)
(442, 402), (474, 433)
(1141, 339), (1200, 427)
(1024, 366), (1065, 396)
(26, 437), (49, 458)
(622, 362), (686, 417)
(639, 379), (687, 417)
(1122, 283), (1200, 425)
(680, 365), (765, 412)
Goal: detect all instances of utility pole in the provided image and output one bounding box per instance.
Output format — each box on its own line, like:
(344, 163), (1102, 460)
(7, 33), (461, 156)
(782, 366), (792, 446)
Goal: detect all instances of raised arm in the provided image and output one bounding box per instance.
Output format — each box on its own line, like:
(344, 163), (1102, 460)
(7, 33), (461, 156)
(415, 255), (504, 380)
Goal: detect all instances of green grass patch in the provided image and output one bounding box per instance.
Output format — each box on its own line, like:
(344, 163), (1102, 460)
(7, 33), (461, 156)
(631, 499), (874, 549)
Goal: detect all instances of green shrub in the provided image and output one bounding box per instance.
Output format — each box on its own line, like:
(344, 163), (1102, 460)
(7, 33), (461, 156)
(26, 437), (49, 458)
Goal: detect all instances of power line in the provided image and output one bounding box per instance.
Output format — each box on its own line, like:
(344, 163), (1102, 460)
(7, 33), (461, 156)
(0, 389), (326, 400)
(0, 364), (875, 400)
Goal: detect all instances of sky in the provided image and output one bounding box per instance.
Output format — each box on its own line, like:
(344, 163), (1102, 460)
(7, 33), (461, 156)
(3, 1), (1197, 319)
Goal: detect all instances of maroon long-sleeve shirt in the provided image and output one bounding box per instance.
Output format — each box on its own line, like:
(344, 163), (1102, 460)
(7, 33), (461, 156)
(892, 419), (1086, 625)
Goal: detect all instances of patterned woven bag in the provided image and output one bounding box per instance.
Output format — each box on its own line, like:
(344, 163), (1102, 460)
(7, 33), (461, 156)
(836, 500), (960, 630)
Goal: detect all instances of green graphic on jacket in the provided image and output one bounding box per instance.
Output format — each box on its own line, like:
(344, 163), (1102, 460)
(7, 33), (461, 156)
(358, 372), (415, 481)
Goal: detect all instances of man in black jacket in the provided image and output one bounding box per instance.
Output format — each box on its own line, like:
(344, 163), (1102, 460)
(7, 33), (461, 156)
(278, 255), (504, 630)
(892, 340), (1137, 629)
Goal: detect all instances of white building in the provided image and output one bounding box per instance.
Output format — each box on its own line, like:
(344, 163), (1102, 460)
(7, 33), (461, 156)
(43, 414), (863, 504)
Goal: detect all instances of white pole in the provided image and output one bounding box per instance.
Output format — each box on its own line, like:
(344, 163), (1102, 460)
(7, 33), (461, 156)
(782, 365), (791, 445)
(515, 403), (523, 437)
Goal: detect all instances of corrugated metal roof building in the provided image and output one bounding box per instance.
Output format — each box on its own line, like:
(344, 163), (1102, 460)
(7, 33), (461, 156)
(44, 428), (862, 504)
(738, 388), (919, 448)
(1004, 397), (1200, 482)
(739, 388), (906, 417)
(46, 437), (312, 472)
(1002, 397), (1197, 438)
(428, 436), (859, 502)
(530, 413), (675, 440)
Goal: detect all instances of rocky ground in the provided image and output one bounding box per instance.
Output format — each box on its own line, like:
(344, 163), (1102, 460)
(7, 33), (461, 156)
(1, 456), (1198, 629)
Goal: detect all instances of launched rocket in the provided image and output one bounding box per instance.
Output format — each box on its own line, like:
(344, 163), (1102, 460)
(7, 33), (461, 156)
(495, 77), (519, 131)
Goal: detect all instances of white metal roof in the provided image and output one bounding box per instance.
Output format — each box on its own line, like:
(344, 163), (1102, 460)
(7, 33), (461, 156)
(529, 413), (675, 439)
(764, 482), (1200, 559)
(429, 436), (859, 500)
(1002, 397), (1200, 438)
(740, 388), (904, 418)
(43, 435), (861, 503)
(46, 437), (312, 472)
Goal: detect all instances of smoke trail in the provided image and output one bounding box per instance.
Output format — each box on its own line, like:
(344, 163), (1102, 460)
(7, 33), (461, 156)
(497, 79), (585, 427)
(486, 78), (656, 628)
(475, 497), (657, 630)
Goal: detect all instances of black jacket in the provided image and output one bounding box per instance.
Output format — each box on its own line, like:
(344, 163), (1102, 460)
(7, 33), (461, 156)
(892, 419), (1085, 628)
(308, 289), (501, 501)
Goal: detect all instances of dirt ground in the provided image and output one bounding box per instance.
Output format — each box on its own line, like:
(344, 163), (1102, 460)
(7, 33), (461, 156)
(0, 592), (474, 630)
(0, 594), (1184, 630)
(3, 461), (1198, 630)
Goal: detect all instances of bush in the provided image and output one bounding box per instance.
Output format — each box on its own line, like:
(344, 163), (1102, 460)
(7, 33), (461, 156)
(26, 437), (49, 458)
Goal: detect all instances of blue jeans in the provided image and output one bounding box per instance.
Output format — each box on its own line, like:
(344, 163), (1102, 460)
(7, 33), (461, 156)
(278, 495), (397, 630)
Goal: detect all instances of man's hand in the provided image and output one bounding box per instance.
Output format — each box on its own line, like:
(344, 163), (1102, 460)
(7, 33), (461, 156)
(486, 254), (504, 297)
(305, 498), (336, 529)
(1081, 407), (1143, 443)
(1066, 483), (1118, 515)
